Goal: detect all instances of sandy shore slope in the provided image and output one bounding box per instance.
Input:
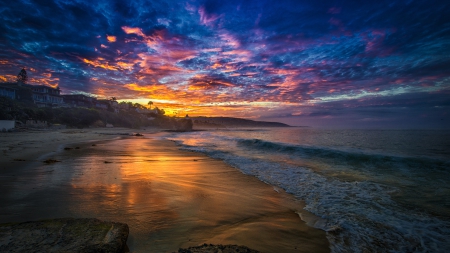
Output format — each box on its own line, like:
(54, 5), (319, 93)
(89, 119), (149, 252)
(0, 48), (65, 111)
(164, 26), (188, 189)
(0, 128), (147, 173)
(0, 129), (329, 253)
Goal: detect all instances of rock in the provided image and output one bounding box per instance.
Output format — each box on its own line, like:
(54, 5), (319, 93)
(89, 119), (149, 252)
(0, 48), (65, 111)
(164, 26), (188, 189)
(0, 218), (129, 253)
(175, 118), (193, 132)
(90, 120), (105, 128)
(43, 159), (61, 164)
(177, 244), (260, 253)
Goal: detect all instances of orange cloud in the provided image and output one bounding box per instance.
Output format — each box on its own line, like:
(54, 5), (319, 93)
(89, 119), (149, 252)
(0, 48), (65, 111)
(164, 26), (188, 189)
(81, 58), (118, 71)
(81, 57), (137, 71)
(0, 74), (15, 82)
(124, 83), (162, 92)
(107, 35), (117, 42)
(29, 76), (60, 88)
(124, 83), (178, 98)
(116, 61), (134, 70)
(122, 26), (145, 37)
(211, 62), (222, 69)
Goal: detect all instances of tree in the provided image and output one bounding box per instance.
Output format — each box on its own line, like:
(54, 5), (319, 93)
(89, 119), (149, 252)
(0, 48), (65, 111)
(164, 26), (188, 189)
(134, 103), (144, 109)
(155, 107), (165, 115)
(110, 97), (117, 101)
(147, 101), (153, 109)
(17, 68), (28, 84)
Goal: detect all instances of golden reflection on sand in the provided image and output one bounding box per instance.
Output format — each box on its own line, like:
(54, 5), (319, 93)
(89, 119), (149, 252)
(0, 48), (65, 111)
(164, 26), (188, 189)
(7, 137), (328, 253)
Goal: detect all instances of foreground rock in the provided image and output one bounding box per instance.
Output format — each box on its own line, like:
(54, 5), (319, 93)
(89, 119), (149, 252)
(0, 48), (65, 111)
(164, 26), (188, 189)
(0, 218), (129, 253)
(177, 244), (260, 253)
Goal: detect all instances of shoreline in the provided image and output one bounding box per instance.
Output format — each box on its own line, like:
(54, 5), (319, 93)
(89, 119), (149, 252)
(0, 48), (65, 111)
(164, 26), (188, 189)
(0, 128), (155, 173)
(0, 129), (329, 253)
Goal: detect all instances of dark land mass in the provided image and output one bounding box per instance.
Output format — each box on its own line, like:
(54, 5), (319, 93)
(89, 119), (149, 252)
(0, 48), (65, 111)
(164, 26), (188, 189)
(192, 116), (290, 128)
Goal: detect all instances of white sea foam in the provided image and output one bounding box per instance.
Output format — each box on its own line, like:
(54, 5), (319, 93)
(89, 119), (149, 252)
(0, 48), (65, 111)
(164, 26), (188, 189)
(167, 130), (450, 253)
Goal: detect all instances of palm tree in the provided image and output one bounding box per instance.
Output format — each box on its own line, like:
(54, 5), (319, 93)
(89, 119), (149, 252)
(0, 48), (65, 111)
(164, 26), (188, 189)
(147, 101), (153, 109)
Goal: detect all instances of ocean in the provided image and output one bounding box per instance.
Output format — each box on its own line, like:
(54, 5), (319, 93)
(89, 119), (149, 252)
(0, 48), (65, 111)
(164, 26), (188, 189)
(166, 128), (450, 253)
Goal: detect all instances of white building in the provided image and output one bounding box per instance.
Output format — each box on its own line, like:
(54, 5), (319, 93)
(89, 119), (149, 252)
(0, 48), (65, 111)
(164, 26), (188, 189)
(30, 85), (64, 107)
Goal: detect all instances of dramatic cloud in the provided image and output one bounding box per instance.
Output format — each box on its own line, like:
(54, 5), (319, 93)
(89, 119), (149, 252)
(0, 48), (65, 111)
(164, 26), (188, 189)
(1, 0), (449, 128)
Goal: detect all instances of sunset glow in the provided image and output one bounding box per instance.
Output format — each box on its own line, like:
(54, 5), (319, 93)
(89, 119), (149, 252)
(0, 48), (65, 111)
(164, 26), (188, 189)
(1, 0), (449, 127)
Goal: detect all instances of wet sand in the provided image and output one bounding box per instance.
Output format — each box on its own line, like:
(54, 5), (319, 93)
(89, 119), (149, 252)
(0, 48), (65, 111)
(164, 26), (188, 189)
(0, 131), (329, 253)
(0, 128), (149, 173)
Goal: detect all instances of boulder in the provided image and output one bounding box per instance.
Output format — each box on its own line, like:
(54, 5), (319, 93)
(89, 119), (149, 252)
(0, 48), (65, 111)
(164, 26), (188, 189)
(0, 218), (129, 253)
(177, 244), (260, 253)
(174, 118), (193, 131)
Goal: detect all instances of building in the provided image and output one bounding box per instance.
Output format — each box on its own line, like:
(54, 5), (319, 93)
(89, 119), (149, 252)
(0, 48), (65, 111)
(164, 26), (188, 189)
(0, 85), (16, 100)
(29, 85), (64, 107)
(62, 94), (97, 108)
(94, 100), (109, 110)
(118, 103), (130, 110)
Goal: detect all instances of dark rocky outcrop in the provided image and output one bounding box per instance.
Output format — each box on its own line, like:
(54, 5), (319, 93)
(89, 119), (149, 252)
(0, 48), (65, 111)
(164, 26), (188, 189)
(192, 117), (291, 128)
(177, 244), (260, 253)
(0, 218), (129, 253)
(175, 118), (193, 131)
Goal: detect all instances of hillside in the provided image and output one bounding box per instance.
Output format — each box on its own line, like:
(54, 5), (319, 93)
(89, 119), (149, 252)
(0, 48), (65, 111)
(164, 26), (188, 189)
(192, 116), (290, 128)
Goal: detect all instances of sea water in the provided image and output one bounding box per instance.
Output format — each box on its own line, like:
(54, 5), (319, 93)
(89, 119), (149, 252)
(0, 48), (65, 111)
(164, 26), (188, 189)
(166, 128), (450, 253)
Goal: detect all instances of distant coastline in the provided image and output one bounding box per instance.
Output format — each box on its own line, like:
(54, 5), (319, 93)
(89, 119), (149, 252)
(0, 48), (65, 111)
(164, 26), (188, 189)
(191, 116), (291, 128)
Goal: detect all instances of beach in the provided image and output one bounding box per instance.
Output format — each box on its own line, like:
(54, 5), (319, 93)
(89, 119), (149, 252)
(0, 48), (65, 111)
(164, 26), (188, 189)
(0, 128), (329, 253)
(0, 128), (148, 173)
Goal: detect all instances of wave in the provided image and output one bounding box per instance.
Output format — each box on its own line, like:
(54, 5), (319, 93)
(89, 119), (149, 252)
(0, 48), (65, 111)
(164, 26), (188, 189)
(237, 138), (450, 173)
(168, 134), (450, 253)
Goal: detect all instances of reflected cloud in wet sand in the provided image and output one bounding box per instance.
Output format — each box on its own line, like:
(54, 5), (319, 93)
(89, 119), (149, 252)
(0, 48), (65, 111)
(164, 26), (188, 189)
(1, 137), (329, 253)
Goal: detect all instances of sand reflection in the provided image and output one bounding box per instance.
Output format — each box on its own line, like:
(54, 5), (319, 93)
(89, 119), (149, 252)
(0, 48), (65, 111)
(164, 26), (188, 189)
(1, 137), (329, 253)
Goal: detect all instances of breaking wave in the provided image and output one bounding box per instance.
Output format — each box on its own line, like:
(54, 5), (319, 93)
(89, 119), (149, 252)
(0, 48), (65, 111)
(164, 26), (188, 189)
(167, 132), (450, 253)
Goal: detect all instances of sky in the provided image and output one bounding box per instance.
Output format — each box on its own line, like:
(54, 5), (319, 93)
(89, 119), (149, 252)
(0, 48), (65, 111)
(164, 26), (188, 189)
(0, 0), (449, 128)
